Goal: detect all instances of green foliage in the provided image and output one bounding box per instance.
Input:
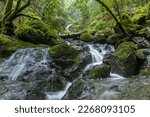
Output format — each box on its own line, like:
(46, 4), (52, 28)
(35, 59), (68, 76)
(15, 19), (58, 45)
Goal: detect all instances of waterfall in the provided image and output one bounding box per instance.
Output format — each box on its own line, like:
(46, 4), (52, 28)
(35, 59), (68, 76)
(83, 44), (124, 79)
(0, 48), (51, 81)
(65, 24), (72, 32)
(83, 45), (106, 72)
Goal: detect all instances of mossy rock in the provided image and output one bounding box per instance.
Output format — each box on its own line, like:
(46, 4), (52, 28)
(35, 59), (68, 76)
(80, 31), (94, 42)
(132, 13), (146, 25)
(139, 27), (150, 38)
(94, 32), (106, 44)
(0, 34), (48, 62)
(107, 33), (123, 45)
(49, 43), (79, 68)
(50, 43), (79, 59)
(136, 49), (150, 60)
(83, 64), (111, 79)
(139, 70), (150, 76)
(115, 42), (138, 76)
(15, 19), (58, 46)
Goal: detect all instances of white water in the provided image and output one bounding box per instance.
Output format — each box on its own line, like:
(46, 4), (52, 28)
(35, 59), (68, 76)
(84, 44), (124, 80)
(65, 24), (72, 32)
(0, 48), (50, 81)
(45, 82), (72, 100)
(83, 45), (106, 72)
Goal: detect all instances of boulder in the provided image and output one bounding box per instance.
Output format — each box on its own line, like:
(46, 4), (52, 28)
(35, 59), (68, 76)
(107, 33), (123, 45)
(80, 31), (94, 42)
(49, 43), (79, 68)
(82, 64), (111, 79)
(114, 42), (138, 76)
(0, 34), (45, 62)
(15, 19), (58, 45)
(139, 27), (150, 39)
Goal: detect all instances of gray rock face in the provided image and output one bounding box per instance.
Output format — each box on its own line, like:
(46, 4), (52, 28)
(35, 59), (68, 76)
(0, 48), (66, 99)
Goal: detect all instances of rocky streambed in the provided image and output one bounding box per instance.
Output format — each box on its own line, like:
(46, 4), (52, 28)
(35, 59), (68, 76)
(0, 39), (150, 100)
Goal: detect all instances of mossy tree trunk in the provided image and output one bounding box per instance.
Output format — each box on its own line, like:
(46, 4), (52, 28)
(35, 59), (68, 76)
(95, 0), (130, 37)
(0, 0), (31, 35)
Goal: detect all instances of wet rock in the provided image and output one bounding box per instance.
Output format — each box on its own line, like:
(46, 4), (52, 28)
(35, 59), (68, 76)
(0, 48), (67, 99)
(119, 77), (150, 100)
(104, 42), (139, 77)
(132, 37), (149, 47)
(49, 43), (79, 69)
(63, 78), (125, 100)
(62, 79), (84, 100)
(82, 64), (111, 79)
(103, 53), (127, 76)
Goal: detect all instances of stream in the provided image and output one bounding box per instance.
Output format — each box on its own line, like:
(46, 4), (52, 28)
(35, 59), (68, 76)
(0, 40), (127, 100)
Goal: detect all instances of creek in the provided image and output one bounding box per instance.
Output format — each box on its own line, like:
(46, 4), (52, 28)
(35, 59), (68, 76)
(0, 39), (128, 99)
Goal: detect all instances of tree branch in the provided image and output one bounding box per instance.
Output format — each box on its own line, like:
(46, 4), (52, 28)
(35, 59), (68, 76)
(95, 0), (130, 37)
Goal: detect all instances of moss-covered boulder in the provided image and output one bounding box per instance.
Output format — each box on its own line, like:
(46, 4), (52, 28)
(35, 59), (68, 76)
(115, 42), (138, 76)
(49, 43), (79, 68)
(107, 33), (123, 45)
(82, 64), (111, 79)
(15, 19), (58, 46)
(136, 49), (150, 60)
(80, 31), (94, 42)
(94, 32), (106, 44)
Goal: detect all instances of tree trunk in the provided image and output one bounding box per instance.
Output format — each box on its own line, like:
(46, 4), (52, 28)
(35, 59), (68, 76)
(95, 0), (130, 37)
(0, 0), (31, 35)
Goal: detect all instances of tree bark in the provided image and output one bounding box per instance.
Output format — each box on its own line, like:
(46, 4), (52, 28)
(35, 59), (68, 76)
(0, 0), (31, 35)
(95, 0), (130, 37)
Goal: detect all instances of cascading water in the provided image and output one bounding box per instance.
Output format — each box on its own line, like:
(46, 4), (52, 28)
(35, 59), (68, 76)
(0, 41), (125, 100)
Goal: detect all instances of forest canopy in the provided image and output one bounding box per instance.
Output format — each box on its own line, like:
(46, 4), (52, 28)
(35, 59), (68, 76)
(0, 0), (149, 35)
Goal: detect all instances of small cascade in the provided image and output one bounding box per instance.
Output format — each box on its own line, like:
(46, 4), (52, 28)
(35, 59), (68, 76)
(45, 82), (72, 100)
(0, 48), (51, 81)
(65, 24), (72, 32)
(83, 45), (106, 72)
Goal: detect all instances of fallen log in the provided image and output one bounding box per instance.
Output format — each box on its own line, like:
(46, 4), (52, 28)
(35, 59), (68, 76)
(59, 32), (96, 39)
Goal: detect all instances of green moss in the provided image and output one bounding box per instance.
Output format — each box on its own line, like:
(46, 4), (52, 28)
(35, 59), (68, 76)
(115, 42), (138, 76)
(80, 31), (94, 42)
(115, 42), (138, 62)
(147, 2), (150, 18)
(15, 19), (58, 46)
(139, 70), (150, 76)
(0, 34), (48, 62)
(49, 43), (79, 59)
(132, 13), (146, 24)
(136, 49), (147, 59)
